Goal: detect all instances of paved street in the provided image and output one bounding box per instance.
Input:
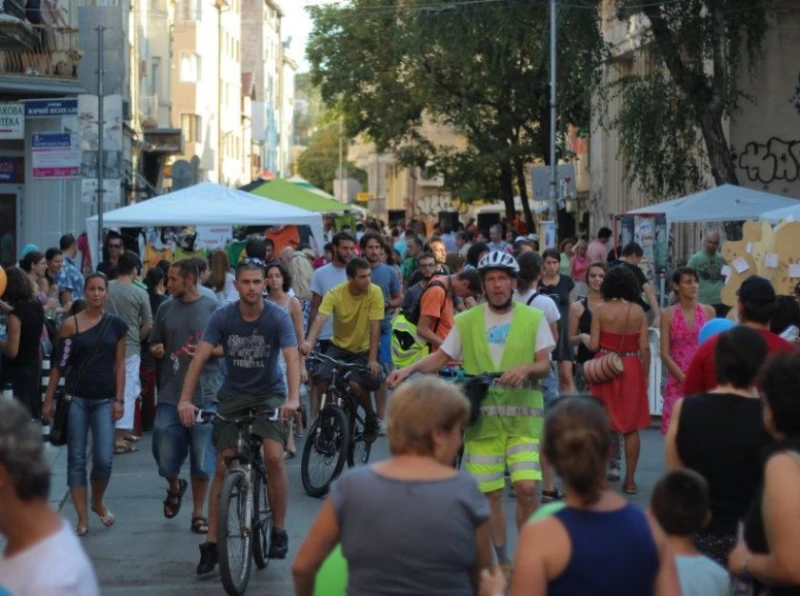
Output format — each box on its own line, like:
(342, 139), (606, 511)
(60, 422), (667, 595)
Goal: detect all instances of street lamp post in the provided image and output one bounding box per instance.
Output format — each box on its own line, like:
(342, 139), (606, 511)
(548, 0), (558, 239)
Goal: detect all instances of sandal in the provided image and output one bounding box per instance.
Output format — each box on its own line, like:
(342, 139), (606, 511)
(91, 505), (115, 527)
(623, 483), (638, 496)
(75, 526), (89, 537)
(284, 448), (296, 460)
(163, 479), (188, 519)
(114, 441), (138, 455)
(191, 516), (209, 534)
(541, 489), (565, 503)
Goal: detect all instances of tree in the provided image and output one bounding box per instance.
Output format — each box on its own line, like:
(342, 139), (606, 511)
(296, 125), (366, 195)
(307, 0), (604, 232)
(607, 0), (768, 220)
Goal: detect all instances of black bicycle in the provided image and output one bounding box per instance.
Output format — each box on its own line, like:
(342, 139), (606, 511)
(300, 352), (374, 498)
(199, 408), (278, 596)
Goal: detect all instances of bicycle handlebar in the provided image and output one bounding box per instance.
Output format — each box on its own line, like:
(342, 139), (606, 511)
(198, 408), (280, 425)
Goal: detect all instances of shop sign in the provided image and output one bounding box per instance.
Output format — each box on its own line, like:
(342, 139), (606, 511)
(31, 133), (81, 179)
(0, 157), (22, 182)
(0, 103), (24, 139)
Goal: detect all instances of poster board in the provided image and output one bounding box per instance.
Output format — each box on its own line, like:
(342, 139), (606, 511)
(617, 214), (668, 288)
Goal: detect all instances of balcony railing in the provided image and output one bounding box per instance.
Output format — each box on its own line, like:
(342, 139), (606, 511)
(140, 94), (159, 119)
(0, 24), (80, 79)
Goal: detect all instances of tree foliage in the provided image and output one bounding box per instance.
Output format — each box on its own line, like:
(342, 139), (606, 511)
(605, 0), (768, 204)
(296, 125), (366, 195)
(306, 0), (605, 227)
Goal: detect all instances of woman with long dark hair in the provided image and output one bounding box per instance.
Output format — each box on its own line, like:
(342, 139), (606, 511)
(42, 272), (128, 536)
(0, 267), (45, 417)
(588, 265), (650, 495)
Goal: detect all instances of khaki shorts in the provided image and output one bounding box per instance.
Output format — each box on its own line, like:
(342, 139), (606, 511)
(211, 393), (288, 451)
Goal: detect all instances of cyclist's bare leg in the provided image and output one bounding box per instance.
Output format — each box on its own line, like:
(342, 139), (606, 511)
(190, 477), (209, 521)
(513, 479), (538, 529)
(206, 448), (234, 544)
(262, 438), (288, 529)
(310, 380), (325, 421)
(486, 488), (510, 565)
(347, 381), (375, 416)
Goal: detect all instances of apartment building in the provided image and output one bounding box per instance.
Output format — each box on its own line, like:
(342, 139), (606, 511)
(0, 0), (141, 263)
(277, 48), (296, 177)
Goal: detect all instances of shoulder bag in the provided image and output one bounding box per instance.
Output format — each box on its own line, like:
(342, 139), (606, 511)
(49, 315), (112, 446)
(582, 302), (631, 385)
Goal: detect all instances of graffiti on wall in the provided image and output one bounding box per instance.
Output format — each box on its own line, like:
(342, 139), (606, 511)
(791, 73), (800, 115)
(414, 193), (467, 218)
(736, 138), (800, 185)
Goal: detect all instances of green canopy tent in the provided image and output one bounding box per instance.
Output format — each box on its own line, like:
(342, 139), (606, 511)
(241, 178), (367, 215)
(286, 175), (337, 199)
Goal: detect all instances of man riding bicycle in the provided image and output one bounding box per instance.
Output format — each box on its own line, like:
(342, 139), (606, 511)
(300, 257), (384, 442)
(388, 251), (555, 568)
(177, 258), (301, 575)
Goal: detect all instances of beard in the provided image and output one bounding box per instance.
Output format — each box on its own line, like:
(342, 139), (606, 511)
(487, 294), (514, 312)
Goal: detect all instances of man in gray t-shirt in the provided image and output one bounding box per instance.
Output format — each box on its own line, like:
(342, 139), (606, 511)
(104, 251), (152, 443)
(149, 260), (220, 533)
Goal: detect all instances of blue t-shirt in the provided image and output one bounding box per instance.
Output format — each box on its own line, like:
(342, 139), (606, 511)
(310, 263), (348, 341)
(203, 301), (297, 398)
(369, 263), (400, 330)
(676, 555), (730, 596)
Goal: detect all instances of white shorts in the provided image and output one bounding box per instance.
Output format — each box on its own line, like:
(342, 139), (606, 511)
(116, 354), (141, 431)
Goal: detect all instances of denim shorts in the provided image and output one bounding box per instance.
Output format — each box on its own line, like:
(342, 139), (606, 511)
(542, 363), (559, 410)
(152, 402), (217, 480)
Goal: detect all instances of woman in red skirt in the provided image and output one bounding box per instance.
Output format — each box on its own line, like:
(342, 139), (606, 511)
(588, 265), (651, 495)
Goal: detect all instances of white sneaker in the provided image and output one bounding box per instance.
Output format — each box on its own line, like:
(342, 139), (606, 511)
(378, 419), (387, 436)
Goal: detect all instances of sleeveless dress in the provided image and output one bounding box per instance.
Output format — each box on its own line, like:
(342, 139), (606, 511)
(573, 297), (593, 392)
(588, 331), (650, 433)
(661, 304), (706, 434)
(548, 504), (659, 596)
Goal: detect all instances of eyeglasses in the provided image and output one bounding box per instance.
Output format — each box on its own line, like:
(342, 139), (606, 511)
(419, 263), (436, 269)
(108, 243), (122, 249)
(237, 257), (266, 269)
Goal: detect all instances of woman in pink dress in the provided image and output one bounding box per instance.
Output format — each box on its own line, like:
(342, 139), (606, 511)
(659, 267), (714, 434)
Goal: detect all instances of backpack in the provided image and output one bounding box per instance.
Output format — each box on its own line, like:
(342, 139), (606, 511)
(525, 291), (540, 307)
(391, 280), (448, 367)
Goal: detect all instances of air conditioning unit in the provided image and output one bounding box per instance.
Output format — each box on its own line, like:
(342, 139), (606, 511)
(416, 166), (444, 187)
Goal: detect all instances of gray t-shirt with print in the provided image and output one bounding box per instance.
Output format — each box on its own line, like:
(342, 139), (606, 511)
(331, 466), (489, 595)
(310, 263), (347, 340)
(106, 280), (153, 358)
(149, 296), (221, 406)
(203, 301), (297, 398)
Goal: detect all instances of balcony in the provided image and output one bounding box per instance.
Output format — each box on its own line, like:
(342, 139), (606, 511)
(0, 0), (40, 49)
(0, 24), (81, 80)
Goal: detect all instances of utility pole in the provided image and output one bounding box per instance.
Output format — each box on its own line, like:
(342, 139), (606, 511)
(548, 0), (558, 240)
(96, 26), (106, 254)
(338, 118), (344, 200)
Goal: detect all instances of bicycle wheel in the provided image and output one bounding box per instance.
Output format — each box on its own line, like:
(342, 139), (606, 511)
(301, 406), (350, 498)
(347, 406), (372, 467)
(251, 468), (273, 570)
(218, 469), (252, 596)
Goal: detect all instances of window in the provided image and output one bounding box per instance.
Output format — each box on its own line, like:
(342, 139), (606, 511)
(177, 0), (200, 20)
(179, 52), (201, 83)
(181, 114), (202, 143)
(151, 59), (160, 96)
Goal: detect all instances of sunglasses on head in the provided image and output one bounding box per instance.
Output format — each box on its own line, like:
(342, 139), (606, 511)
(237, 257), (266, 269)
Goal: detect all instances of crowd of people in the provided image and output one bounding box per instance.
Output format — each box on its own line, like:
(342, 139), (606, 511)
(1, 215), (800, 595)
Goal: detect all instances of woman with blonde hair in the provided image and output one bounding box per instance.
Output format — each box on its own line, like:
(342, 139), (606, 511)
(208, 249), (238, 303)
(569, 240), (591, 296)
(288, 251), (315, 332)
(293, 376), (491, 595)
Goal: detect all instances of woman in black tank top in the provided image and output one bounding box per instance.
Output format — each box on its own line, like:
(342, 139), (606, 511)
(665, 326), (770, 566)
(731, 352), (800, 595)
(569, 262), (607, 392)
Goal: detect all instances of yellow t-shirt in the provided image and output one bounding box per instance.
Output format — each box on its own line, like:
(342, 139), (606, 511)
(319, 282), (385, 354)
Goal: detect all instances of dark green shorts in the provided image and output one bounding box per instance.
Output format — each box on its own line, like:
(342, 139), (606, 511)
(211, 393), (288, 451)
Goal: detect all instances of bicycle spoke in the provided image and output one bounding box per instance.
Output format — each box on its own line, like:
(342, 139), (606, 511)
(224, 484), (249, 585)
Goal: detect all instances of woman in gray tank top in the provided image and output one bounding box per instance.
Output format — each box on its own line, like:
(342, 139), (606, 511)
(292, 376), (492, 595)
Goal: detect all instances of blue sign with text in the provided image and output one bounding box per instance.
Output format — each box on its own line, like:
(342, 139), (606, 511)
(24, 98), (78, 118)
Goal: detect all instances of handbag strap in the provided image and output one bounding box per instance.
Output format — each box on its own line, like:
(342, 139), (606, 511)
(66, 314), (112, 394)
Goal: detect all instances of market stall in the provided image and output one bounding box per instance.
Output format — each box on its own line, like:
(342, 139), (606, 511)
(241, 178), (368, 216)
(85, 182), (324, 267)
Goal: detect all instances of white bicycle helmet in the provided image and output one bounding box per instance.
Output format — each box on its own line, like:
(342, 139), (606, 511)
(477, 251), (519, 277)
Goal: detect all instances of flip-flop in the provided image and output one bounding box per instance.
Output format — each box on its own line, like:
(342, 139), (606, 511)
(163, 479), (188, 519)
(191, 516), (209, 534)
(623, 484), (638, 496)
(75, 526), (89, 537)
(114, 442), (138, 455)
(91, 505), (115, 527)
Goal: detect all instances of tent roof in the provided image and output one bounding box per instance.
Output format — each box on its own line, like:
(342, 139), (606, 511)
(625, 184), (799, 223)
(244, 178), (351, 213)
(759, 202), (800, 223)
(86, 182), (321, 226)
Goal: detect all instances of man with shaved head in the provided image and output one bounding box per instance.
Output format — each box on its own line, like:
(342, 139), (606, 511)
(687, 230), (728, 317)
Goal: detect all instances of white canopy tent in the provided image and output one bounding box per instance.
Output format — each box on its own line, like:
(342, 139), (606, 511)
(85, 182), (325, 266)
(625, 184), (799, 223)
(758, 202), (800, 223)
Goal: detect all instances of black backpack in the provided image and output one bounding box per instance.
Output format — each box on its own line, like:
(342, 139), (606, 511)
(401, 280), (448, 326)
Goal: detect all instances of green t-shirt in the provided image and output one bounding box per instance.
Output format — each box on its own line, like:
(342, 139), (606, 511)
(402, 257), (418, 282)
(686, 251), (727, 306)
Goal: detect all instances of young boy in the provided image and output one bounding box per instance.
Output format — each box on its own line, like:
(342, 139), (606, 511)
(651, 469), (730, 596)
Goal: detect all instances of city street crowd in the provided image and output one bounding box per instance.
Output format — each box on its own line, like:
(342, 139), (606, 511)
(0, 216), (800, 595)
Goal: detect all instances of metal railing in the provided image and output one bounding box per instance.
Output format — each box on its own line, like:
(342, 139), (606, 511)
(0, 24), (81, 79)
